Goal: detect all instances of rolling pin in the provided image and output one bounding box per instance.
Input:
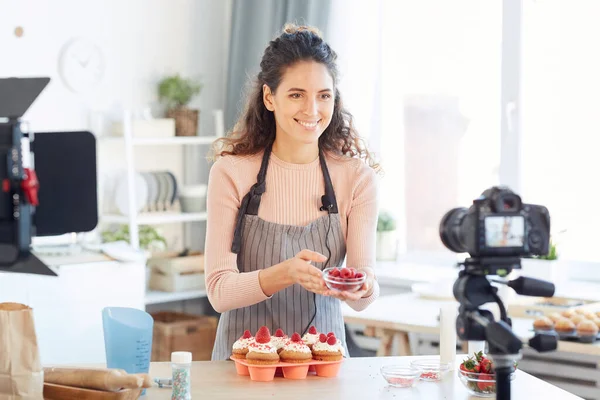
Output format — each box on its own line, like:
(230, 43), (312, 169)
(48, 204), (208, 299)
(43, 367), (145, 392)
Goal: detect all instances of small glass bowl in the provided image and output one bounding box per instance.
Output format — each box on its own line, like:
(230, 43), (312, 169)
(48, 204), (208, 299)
(410, 359), (451, 381)
(380, 366), (420, 388)
(458, 370), (516, 397)
(322, 267), (366, 292)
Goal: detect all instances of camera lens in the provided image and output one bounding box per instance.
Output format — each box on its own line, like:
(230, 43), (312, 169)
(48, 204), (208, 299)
(439, 207), (469, 253)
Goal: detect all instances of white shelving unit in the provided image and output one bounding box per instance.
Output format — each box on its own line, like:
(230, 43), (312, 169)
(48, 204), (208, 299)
(145, 289), (208, 305)
(102, 109), (223, 249)
(99, 110), (224, 306)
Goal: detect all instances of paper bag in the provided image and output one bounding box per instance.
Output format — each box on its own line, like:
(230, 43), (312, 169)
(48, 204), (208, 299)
(0, 303), (43, 399)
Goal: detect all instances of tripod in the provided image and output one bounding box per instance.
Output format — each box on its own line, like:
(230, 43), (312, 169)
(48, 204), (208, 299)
(453, 257), (559, 400)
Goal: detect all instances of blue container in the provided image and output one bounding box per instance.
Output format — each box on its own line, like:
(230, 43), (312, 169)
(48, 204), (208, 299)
(102, 307), (154, 375)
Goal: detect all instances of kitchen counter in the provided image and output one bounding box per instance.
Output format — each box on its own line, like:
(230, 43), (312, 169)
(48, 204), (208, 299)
(139, 356), (583, 399)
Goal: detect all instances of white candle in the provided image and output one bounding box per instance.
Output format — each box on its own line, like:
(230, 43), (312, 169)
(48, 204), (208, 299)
(439, 304), (457, 369)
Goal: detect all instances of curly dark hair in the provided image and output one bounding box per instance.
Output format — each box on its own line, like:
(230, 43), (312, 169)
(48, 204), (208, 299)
(209, 23), (380, 173)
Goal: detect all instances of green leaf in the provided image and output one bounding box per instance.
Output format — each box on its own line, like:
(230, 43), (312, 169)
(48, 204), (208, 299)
(158, 74), (203, 109)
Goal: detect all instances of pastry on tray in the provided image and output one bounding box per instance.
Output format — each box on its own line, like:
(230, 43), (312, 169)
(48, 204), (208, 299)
(548, 312), (565, 323)
(271, 329), (288, 354)
(555, 318), (576, 335)
(570, 315), (588, 325)
(312, 333), (343, 362)
(302, 325), (320, 350)
(246, 326), (280, 365)
(231, 330), (254, 359)
(561, 309), (577, 318)
(577, 320), (599, 337)
(279, 333), (312, 363)
(533, 316), (554, 331)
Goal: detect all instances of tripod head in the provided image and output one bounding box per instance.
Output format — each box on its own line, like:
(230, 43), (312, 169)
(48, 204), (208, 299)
(454, 256), (558, 399)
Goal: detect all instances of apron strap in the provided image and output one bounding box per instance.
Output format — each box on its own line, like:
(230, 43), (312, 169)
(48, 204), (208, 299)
(231, 144), (272, 253)
(319, 149), (339, 214)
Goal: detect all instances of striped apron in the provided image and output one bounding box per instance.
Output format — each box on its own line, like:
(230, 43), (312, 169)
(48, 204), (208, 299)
(211, 145), (348, 360)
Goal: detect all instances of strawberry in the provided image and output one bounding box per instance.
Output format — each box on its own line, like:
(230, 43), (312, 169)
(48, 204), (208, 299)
(477, 373), (495, 392)
(308, 326), (317, 335)
(242, 330), (252, 339)
(274, 329), (285, 337)
(355, 272), (364, 279)
(340, 268), (352, 279)
(479, 358), (492, 373)
(255, 326), (271, 344)
(329, 268), (340, 277)
(319, 333), (327, 343)
(291, 332), (302, 342)
(461, 358), (478, 373)
(326, 335), (337, 345)
(327, 332), (335, 337)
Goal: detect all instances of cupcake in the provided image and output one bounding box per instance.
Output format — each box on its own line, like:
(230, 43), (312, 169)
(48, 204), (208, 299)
(246, 326), (280, 365)
(592, 317), (600, 330)
(577, 320), (599, 339)
(575, 308), (587, 315)
(548, 312), (564, 323)
(271, 329), (288, 354)
(570, 315), (588, 326)
(312, 333), (343, 361)
(583, 312), (597, 321)
(555, 318), (576, 335)
(561, 310), (577, 318)
(302, 325), (320, 350)
(533, 316), (554, 331)
(595, 311), (600, 319)
(231, 330), (254, 359)
(279, 332), (312, 363)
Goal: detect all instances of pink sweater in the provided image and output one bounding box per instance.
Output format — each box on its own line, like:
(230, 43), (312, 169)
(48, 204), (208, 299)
(204, 150), (380, 313)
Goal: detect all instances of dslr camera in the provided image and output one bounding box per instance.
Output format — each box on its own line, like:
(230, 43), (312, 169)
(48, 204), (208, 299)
(440, 186), (551, 270)
(439, 186), (557, 400)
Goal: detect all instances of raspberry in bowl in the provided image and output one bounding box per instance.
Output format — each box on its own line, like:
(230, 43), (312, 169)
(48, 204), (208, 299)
(322, 267), (366, 292)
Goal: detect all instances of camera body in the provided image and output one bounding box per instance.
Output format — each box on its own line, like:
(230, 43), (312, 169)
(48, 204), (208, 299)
(440, 186), (551, 259)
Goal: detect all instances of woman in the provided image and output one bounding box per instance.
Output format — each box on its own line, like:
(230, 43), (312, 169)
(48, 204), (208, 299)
(205, 23), (380, 360)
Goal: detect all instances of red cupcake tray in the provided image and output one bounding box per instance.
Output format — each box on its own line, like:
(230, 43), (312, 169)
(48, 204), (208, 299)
(230, 356), (343, 381)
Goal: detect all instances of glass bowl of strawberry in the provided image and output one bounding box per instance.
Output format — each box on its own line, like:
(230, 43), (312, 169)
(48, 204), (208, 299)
(322, 267), (366, 292)
(458, 352), (517, 397)
(380, 366), (420, 388)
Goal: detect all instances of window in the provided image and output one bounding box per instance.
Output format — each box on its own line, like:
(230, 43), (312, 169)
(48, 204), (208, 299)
(379, 0), (503, 254)
(520, 0), (600, 261)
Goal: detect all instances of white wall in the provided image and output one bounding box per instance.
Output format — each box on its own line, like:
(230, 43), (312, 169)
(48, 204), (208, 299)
(2, 0), (232, 251)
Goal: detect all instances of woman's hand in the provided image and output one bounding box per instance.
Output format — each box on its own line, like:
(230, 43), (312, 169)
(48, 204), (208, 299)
(323, 267), (376, 301)
(285, 250), (328, 295)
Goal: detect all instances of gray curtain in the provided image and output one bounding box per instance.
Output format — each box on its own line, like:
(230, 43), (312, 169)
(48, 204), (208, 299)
(225, 0), (333, 132)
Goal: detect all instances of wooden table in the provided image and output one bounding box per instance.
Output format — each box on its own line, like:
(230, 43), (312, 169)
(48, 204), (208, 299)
(140, 356), (582, 399)
(342, 292), (600, 357)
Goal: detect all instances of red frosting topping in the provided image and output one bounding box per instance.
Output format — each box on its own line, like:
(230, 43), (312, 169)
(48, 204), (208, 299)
(255, 326), (271, 344)
(291, 333), (302, 342)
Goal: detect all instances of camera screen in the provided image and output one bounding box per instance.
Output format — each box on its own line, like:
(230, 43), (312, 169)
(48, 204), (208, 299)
(484, 216), (525, 248)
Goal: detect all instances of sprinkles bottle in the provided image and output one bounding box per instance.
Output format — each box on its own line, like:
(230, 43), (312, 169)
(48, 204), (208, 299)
(171, 351), (192, 400)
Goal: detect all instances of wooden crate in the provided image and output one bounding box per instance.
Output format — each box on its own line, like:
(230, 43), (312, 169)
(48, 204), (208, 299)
(151, 311), (217, 362)
(147, 252), (205, 292)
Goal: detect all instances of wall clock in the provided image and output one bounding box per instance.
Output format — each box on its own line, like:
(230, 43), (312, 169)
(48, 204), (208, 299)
(58, 37), (105, 93)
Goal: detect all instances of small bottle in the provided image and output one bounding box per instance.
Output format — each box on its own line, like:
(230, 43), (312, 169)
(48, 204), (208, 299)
(171, 351), (192, 400)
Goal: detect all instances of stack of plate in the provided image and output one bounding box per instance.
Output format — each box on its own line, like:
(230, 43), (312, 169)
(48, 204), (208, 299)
(113, 171), (179, 216)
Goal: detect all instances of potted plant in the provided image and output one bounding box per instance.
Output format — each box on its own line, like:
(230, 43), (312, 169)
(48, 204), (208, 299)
(158, 74), (202, 136)
(376, 211), (398, 261)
